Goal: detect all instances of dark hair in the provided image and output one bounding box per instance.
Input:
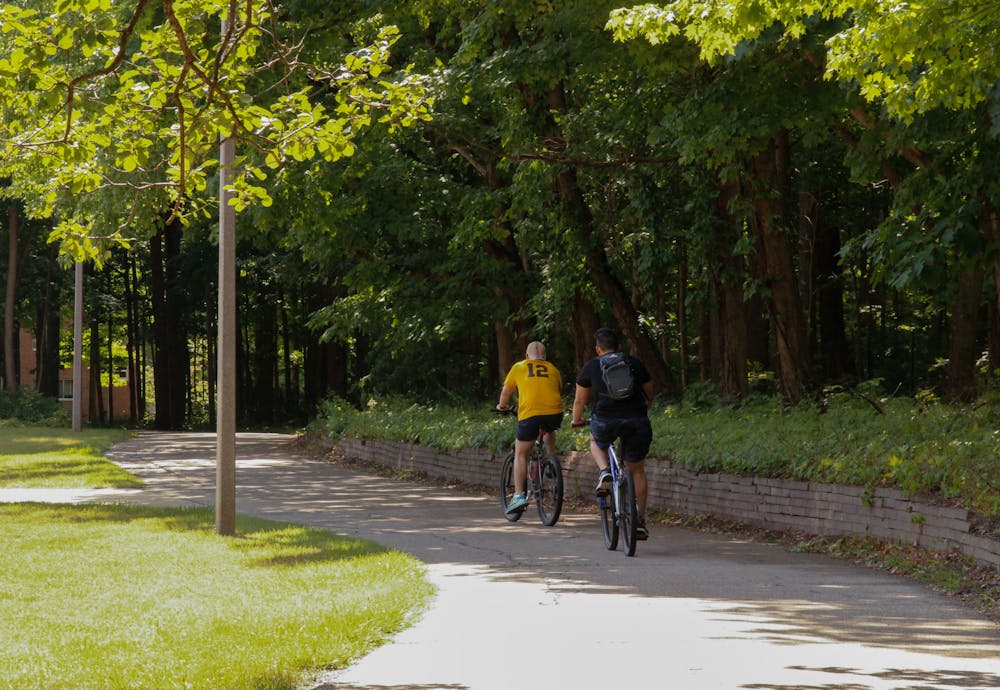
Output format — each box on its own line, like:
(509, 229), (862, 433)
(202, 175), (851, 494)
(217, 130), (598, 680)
(594, 327), (619, 352)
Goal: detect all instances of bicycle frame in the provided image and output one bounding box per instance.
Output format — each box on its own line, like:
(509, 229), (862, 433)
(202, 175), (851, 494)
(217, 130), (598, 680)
(606, 441), (622, 507)
(599, 439), (639, 556)
(499, 425), (564, 526)
(598, 442), (623, 526)
(525, 431), (549, 490)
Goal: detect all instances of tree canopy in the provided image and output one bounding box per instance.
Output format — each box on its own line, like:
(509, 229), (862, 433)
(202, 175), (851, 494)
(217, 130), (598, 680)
(0, 0), (430, 262)
(4, 0), (1000, 429)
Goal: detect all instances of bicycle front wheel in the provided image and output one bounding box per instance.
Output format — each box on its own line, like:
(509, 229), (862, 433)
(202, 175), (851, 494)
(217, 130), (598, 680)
(499, 451), (522, 522)
(619, 466), (638, 556)
(535, 454), (563, 526)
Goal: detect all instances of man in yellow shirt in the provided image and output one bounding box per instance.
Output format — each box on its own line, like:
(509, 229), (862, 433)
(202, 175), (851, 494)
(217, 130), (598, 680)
(496, 341), (564, 514)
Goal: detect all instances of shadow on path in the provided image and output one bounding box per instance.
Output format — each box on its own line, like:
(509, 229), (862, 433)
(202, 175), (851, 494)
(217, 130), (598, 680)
(101, 432), (1000, 690)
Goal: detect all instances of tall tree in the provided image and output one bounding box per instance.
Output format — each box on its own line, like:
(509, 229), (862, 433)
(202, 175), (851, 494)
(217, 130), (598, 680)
(3, 205), (16, 388)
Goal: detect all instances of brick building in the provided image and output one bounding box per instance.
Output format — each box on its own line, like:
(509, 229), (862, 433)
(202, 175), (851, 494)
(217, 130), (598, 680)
(13, 328), (133, 422)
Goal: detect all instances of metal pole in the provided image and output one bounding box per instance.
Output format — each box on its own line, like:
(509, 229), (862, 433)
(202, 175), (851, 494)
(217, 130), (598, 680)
(215, 15), (237, 536)
(72, 261), (83, 432)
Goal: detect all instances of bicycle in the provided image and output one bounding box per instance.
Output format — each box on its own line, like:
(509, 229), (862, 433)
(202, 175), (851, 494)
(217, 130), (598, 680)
(573, 419), (639, 556)
(497, 411), (564, 526)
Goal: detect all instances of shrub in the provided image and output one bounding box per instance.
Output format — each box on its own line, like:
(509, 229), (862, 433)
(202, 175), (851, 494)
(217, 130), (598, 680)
(311, 393), (1000, 519)
(0, 388), (68, 425)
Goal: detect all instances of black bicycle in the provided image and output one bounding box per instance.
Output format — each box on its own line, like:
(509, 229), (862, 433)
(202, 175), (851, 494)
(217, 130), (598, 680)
(574, 419), (639, 556)
(497, 413), (564, 526)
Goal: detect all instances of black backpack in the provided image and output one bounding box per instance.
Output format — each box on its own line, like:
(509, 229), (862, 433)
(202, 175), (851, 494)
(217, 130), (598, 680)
(598, 352), (635, 400)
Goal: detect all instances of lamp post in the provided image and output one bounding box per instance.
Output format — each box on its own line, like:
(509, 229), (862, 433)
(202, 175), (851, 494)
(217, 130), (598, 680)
(72, 261), (83, 432)
(215, 14), (237, 536)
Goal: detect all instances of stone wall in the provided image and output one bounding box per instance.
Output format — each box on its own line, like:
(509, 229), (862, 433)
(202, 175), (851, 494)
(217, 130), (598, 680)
(332, 437), (1000, 571)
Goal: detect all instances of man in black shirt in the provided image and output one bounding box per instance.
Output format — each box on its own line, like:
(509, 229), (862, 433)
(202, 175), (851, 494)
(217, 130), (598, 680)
(571, 328), (654, 539)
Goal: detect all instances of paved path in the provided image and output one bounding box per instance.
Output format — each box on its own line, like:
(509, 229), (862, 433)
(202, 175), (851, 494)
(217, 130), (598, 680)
(13, 431), (1000, 689)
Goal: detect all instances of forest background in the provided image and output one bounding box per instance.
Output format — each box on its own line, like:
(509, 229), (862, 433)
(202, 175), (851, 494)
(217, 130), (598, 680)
(2, 0), (1000, 443)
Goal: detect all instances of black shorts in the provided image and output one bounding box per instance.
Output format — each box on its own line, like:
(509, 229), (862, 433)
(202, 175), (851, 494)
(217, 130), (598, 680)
(516, 413), (564, 442)
(590, 416), (652, 463)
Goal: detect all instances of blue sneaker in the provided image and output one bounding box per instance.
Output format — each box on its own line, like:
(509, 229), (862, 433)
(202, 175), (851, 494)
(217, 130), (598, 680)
(506, 492), (528, 514)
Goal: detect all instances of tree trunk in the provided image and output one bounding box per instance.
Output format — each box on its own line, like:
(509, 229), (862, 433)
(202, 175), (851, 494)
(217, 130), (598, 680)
(555, 165), (675, 394)
(280, 292), (294, 417)
(150, 231), (168, 427)
(698, 297), (711, 382)
(747, 235), (771, 370)
(749, 135), (811, 402)
(36, 308), (60, 397)
(813, 211), (854, 380)
(989, 300), (1000, 382)
(987, 207), (1000, 380)
(150, 222), (187, 430)
(124, 254), (138, 424)
(130, 254), (147, 417)
(703, 279), (722, 384)
(106, 269), (114, 425)
(253, 283), (277, 425)
(572, 291), (600, 371)
(89, 314), (103, 424)
(676, 241), (688, 391)
(944, 264), (984, 402)
(164, 222), (187, 428)
(35, 249), (60, 397)
(712, 179), (749, 401)
(481, 158), (537, 383)
(150, 230), (171, 428)
(207, 316), (216, 428)
(494, 319), (516, 382)
(4, 205), (18, 389)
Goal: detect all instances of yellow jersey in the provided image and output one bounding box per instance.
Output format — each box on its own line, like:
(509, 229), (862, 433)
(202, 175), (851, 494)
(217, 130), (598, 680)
(503, 359), (564, 420)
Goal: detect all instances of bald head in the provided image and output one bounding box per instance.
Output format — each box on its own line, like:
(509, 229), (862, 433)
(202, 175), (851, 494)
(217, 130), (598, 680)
(525, 341), (546, 360)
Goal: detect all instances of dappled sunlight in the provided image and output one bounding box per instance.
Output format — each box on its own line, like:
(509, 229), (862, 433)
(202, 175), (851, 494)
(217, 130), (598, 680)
(0, 497), (429, 690)
(0, 432), (142, 490)
(420, 495), (487, 503)
(87, 432), (1000, 690)
(324, 561), (1000, 689)
(0, 428), (133, 456)
(238, 457), (298, 468)
(0, 487), (142, 503)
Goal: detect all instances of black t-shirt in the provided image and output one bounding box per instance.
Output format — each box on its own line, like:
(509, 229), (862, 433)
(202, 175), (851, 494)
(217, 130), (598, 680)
(576, 354), (651, 419)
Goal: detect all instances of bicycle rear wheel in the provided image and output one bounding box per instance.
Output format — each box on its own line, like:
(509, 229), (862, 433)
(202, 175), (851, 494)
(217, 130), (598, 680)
(535, 454), (563, 526)
(600, 485), (618, 550)
(499, 451), (522, 522)
(619, 466), (638, 556)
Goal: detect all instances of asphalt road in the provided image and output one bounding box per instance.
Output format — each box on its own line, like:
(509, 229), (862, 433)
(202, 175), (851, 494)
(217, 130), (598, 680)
(83, 432), (1000, 689)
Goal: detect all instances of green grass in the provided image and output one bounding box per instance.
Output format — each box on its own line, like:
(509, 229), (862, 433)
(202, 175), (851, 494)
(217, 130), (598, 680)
(651, 394), (1000, 519)
(0, 503), (433, 690)
(0, 427), (139, 488)
(310, 393), (1000, 521)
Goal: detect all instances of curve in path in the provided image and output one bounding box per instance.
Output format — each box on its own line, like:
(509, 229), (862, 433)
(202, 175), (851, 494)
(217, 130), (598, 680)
(98, 431), (1000, 690)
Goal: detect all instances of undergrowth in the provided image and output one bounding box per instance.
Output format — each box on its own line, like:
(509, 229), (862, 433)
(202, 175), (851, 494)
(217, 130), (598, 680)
(0, 388), (68, 425)
(309, 391), (1000, 520)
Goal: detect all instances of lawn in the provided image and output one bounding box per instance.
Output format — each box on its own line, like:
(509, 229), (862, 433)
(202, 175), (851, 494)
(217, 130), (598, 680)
(0, 427), (139, 488)
(0, 429), (434, 689)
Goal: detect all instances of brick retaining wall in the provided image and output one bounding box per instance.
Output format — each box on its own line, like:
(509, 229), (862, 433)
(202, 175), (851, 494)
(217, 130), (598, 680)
(332, 437), (1000, 571)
